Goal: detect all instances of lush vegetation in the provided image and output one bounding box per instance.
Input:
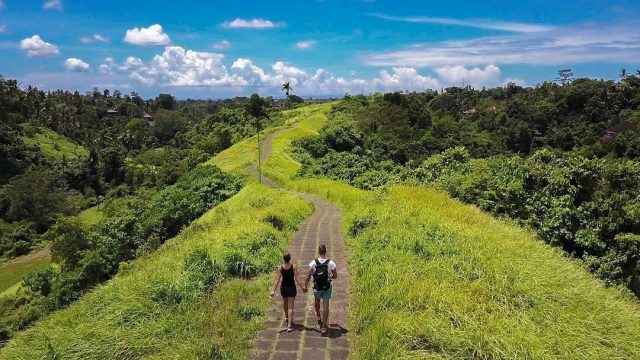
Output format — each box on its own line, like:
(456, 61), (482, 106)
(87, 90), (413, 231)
(0, 76), (291, 263)
(0, 183), (312, 358)
(20, 125), (89, 162)
(262, 105), (640, 358)
(0, 165), (241, 342)
(292, 81), (640, 296)
(0, 250), (51, 296)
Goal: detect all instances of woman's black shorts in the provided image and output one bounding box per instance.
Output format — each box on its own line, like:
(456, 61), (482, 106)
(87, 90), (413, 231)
(281, 285), (297, 298)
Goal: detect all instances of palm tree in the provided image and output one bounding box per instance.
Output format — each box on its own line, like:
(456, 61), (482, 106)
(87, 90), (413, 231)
(619, 68), (628, 80)
(282, 82), (293, 102)
(281, 82), (293, 109)
(282, 82), (292, 97)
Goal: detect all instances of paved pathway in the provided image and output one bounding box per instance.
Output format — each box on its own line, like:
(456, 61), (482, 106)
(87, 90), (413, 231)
(249, 130), (350, 360)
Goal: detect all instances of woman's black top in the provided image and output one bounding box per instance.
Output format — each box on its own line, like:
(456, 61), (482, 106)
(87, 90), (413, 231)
(280, 264), (297, 297)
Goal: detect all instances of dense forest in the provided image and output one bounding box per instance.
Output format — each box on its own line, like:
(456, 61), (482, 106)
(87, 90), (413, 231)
(292, 77), (640, 297)
(0, 76), (295, 342)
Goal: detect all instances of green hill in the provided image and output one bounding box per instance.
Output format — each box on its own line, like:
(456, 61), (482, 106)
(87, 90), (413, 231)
(20, 126), (89, 161)
(2, 102), (639, 359)
(0, 182), (312, 359)
(261, 104), (640, 358)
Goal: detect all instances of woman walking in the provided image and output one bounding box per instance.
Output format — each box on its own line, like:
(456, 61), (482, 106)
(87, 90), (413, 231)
(270, 252), (305, 332)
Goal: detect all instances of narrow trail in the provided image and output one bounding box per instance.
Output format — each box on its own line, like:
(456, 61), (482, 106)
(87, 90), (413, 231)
(249, 130), (350, 360)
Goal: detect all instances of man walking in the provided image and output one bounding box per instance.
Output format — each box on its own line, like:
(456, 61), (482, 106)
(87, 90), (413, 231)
(304, 244), (337, 334)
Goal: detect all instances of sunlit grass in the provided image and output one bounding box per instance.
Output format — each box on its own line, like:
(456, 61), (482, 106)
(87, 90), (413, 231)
(263, 103), (640, 359)
(0, 184), (313, 359)
(20, 126), (89, 161)
(0, 250), (51, 296)
(74, 205), (104, 228)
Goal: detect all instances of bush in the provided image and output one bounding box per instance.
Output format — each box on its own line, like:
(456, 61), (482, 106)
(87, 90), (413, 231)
(224, 250), (258, 279)
(21, 267), (56, 296)
(237, 305), (262, 321)
(184, 249), (225, 292)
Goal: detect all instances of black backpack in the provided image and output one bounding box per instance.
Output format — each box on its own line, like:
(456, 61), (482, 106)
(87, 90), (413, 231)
(313, 258), (331, 290)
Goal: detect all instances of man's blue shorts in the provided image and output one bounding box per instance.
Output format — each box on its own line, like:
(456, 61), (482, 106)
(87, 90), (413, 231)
(313, 287), (332, 301)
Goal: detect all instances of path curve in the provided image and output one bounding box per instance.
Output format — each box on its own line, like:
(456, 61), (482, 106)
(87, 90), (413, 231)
(249, 130), (350, 360)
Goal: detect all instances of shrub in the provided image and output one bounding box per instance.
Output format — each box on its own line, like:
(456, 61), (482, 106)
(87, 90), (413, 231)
(224, 250), (258, 279)
(21, 267), (56, 296)
(236, 305), (262, 321)
(184, 249), (225, 292)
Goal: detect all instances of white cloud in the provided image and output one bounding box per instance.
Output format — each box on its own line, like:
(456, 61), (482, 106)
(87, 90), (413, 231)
(81, 34), (110, 44)
(43, 0), (63, 11)
(101, 46), (517, 95)
(0, 1), (5, 10)
(366, 22), (640, 67)
(64, 58), (90, 72)
(98, 57), (116, 75)
(20, 35), (59, 57)
(371, 67), (440, 91)
(503, 78), (527, 87)
(122, 56), (145, 70)
(0, 24), (6, 33)
(124, 24), (171, 46)
(212, 39), (231, 50)
(434, 65), (501, 87)
(370, 14), (553, 33)
(93, 34), (109, 42)
(295, 40), (316, 50)
(222, 18), (284, 29)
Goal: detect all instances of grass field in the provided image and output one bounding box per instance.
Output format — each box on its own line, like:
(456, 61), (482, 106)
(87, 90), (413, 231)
(75, 205), (104, 228)
(21, 126), (89, 161)
(0, 182), (312, 359)
(262, 104), (640, 359)
(0, 249), (51, 297)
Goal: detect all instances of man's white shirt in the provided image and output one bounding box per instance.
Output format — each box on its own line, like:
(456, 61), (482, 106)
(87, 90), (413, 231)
(309, 257), (336, 273)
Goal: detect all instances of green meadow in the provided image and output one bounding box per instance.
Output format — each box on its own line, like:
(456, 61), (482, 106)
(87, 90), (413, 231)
(0, 250), (51, 297)
(1, 102), (639, 359)
(262, 105), (640, 359)
(0, 181), (312, 359)
(20, 126), (89, 161)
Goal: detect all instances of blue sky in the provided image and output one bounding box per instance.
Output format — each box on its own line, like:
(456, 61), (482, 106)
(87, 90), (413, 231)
(1, 0), (639, 98)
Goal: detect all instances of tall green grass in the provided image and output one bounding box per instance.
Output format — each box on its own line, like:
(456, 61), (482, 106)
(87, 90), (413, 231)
(263, 104), (640, 359)
(20, 126), (89, 161)
(0, 184), (312, 359)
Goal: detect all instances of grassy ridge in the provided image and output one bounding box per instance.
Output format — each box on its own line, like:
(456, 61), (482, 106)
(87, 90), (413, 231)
(21, 126), (89, 161)
(0, 183), (313, 359)
(263, 105), (640, 358)
(0, 250), (51, 296)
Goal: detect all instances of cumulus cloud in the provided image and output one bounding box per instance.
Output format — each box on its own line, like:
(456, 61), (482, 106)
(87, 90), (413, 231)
(370, 14), (553, 33)
(434, 65), (501, 87)
(222, 18), (284, 29)
(124, 24), (171, 46)
(98, 46), (519, 95)
(366, 22), (640, 67)
(212, 39), (231, 50)
(43, 0), (63, 11)
(64, 58), (90, 72)
(295, 40), (316, 50)
(20, 35), (59, 57)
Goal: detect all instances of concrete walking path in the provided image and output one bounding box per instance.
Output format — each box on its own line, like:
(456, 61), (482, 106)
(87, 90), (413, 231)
(248, 130), (350, 360)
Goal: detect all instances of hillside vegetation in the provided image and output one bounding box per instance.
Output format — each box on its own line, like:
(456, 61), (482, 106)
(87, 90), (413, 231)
(263, 104), (640, 358)
(20, 126), (89, 161)
(0, 183), (312, 359)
